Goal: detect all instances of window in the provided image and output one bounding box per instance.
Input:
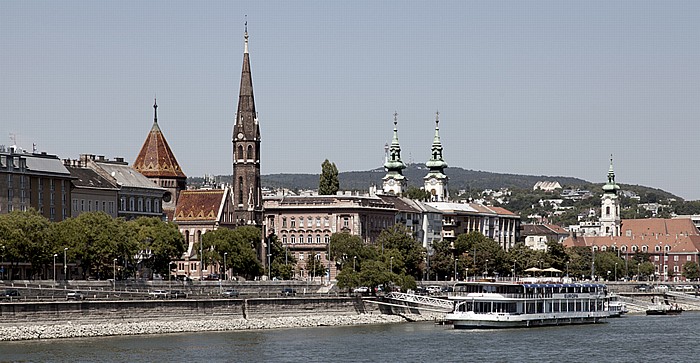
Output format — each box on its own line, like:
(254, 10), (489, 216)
(324, 217), (329, 227)
(308, 234), (312, 243)
(299, 252), (304, 261)
(138, 198), (143, 212)
(290, 235), (296, 244)
(654, 256), (659, 261)
(632, 245), (638, 252)
(282, 235), (287, 244)
(88, 200), (92, 211)
(308, 217), (313, 228)
(129, 197), (135, 211)
(247, 145), (253, 160)
(606, 206), (610, 216)
(238, 177), (243, 205)
(324, 234), (330, 243)
(109, 201), (114, 214)
(621, 246), (627, 252)
(120, 197), (126, 211)
(343, 217), (349, 228)
(642, 245), (648, 253)
(665, 245), (671, 252)
(674, 255), (679, 262)
(673, 266), (679, 273)
(290, 218), (296, 228)
(282, 218), (287, 228)
(655, 246), (661, 252)
(316, 217), (321, 227)
(146, 199), (151, 212)
(316, 235), (321, 244)
(238, 145), (244, 160)
(73, 199), (78, 211)
(688, 255), (693, 261)
(664, 255), (668, 262)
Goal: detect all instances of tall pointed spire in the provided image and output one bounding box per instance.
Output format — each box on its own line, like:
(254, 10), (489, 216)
(153, 98), (158, 123)
(244, 16), (249, 54)
(424, 111), (449, 201)
(382, 112), (407, 195)
(603, 154), (620, 194)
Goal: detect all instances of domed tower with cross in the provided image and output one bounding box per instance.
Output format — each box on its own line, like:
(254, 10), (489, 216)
(600, 155), (621, 237)
(424, 111), (449, 202)
(382, 112), (407, 195)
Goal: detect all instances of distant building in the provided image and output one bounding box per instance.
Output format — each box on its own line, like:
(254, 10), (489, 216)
(133, 99), (187, 221)
(81, 154), (166, 220)
(426, 202), (520, 250)
(521, 224), (569, 251)
(263, 195), (397, 281)
(64, 159), (119, 218)
(533, 181), (562, 192)
(564, 218), (700, 281)
(378, 195), (443, 250)
(172, 188), (237, 279)
(0, 147), (72, 221)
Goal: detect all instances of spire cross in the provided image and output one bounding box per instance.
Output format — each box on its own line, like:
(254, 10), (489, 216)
(153, 98), (158, 123)
(244, 16), (249, 54)
(393, 111), (398, 128)
(435, 110), (440, 127)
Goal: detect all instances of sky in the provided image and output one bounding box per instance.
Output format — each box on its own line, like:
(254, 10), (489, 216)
(2, 1), (700, 199)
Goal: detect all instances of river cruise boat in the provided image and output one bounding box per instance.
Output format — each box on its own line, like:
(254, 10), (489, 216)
(445, 281), (610, 329)
(605, 293), (628, 317)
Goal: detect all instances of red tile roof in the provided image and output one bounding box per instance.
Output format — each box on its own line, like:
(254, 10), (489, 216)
(134, 121), (186, 178)
(620, 218), (699, 237)
(174, 190), (225, 221)
(563, 234), (700, 254)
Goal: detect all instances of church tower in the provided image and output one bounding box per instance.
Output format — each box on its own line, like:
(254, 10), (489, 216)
(600, 156), (621, 236)
(232, 24), (263, 226)
(133, 99), (187, 220)
(382, 112), (407, 195)
(424, 111), (449, 202)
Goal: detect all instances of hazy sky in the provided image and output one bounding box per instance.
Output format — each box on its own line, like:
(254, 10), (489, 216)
(2, 1), (700, 199)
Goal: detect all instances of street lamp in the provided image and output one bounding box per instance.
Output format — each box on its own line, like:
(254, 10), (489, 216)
(353, 256), (357, 271)
(485, 259), (489, 277)
(63, 248), (68, 280)
(53, 254), (58, 282)
(224, 252), (228, 281)
(113, 258), (117, 290)
(615, 262), (618, 281)
(454, 258), (458, 281)
(465, 268), (468, 282)
(267, 254), (272, 280)
(566, 262), (570, 278)
(513, 259), (517, 281)
(200, 241), (204, 281)
(390, 256), (394, 274)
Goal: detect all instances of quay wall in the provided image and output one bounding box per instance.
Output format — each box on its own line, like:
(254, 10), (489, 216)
(0, 297), (380, 323)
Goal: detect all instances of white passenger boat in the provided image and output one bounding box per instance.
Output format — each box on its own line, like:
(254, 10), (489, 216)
(605, 293), (628, 317)
(445, 281), (610, 329)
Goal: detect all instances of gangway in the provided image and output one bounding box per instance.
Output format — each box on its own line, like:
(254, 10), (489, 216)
(365, 292), (453, 313)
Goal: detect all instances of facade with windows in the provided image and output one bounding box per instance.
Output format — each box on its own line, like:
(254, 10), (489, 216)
(0, 147), (72, 221)
(64, 160), (119, 218)
(564, 218), (700, 281)
(427, 202), (521, 250)
(263, 195), (397, 281)
(81, 154), (166, 220)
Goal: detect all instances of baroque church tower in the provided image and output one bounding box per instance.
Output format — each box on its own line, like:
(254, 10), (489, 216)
(424, 112), (449, 201)
(232, 24), (263, 227)
(382, 112), (407, 195)
(600, 156), (621, 237)
(133, 99), (187, 220)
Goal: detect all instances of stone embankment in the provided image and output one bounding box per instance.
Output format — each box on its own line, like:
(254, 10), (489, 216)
(0, 313), (440, 341)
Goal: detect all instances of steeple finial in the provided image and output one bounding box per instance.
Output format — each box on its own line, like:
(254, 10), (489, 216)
(435, 110), (440, 126)
(153, 98), (158, 123)
(603, 154), (620, 194)
(393, 111), (398, 128)
(244, 16), (249, 54)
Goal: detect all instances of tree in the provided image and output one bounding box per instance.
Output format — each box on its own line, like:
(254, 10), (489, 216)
(199, 227), (263, 280)
(404, 186), (430, 201)
(682, 261), (700, 281)
(128, 217), (185, 278)
(0, 210), (52, 279)
(268, 233), (296, 280)
(319, 159), (339, 195)
(376, 225), (425, 278)
(306, 251), (326, 278)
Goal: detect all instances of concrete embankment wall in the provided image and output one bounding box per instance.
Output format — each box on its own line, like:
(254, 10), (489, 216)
(0, 297), (381, 323)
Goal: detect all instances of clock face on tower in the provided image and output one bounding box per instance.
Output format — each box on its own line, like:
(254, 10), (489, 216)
(388, 180), (395, 186)
(430, 179), (437, 185)
(237, 132), (244, 140)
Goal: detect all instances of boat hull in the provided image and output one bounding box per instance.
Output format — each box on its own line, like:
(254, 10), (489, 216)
(446, 312), (608, 329)
(646, 309), (682, 316)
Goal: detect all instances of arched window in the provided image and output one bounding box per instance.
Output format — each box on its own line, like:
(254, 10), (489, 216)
(185, 230), (190, 243)
(238, 145), (244, 160)
(129, 197), (135, 211)
(655, 246), (661, 252)
(247, 145), (253, 160)
(632, 245), (638, 252)
(282, 235), (287, 244)
(664, 245), (671, 252)
(308, 234), (313, 243)
(592, 246), (599, 252)
(238, 177), (243, 205)
(601, 246), (607, 252)
(196, 230), (202, 243)
(290, 235), (296, 244)
(606, 206), (610, 216)
(621, 245), (627, 252)
(642, 245), (648, 252)
(316, 235), (321, 244)
(324, 234), (330, 244)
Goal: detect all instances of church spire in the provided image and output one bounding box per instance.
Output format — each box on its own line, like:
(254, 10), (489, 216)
(153, 98), (158, 123)
(602, 154), (620, 194)
(424, 111), (449, 201)
(244, 16), (249, 54)
(382, 112), (407, 195)
(426, 111), (448, 172)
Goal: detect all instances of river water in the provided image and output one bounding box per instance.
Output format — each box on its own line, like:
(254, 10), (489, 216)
(2, 313), (699, 362)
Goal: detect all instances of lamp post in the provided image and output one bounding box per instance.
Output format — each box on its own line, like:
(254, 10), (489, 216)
(637, 264), (640, 281)
(454, 258), (458, 281)
(390, 256), (394, 274)
(63, 247), (68, 280)
(113, 258), (117, 290)
(267, 254), (272, 280)
(615, 262), (618, 281)
(513, 259), (517, 281)
(353, 256), (357, 271)
(224, 252), (228, 281)
(200, 241), (204, 281)
(465, 268), (468, 282)
(53, 254), (58, 282)
(566, 262), (570, 278)
(485, 259), (489, 278)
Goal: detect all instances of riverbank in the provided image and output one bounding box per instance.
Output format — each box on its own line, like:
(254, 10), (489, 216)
(0, 313), (441, 341)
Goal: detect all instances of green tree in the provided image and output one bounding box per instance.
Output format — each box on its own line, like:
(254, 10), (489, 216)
(268, 233), (296, 280)
(376, 224), (424, 278)
(329, 232), (367, 270)
(507, 243), (545, 277)
(358, 259), (391, 293)
(638, 261), (655, 280)
(404, 186), (430, 201)
(0, 210), (52, 279)
(199, 227), (263, 280)
(682, 261), (700, 281)
(305, 252), (326, 278)
(319, 159), (339, 195)
(336, 268), (361, 290)
(128, 217), (185, 278)
(566, 246), (594, 280)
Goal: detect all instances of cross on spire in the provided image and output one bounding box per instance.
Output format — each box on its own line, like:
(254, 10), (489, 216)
(153, 98), (158, 123)
(244, 16), (249, 54)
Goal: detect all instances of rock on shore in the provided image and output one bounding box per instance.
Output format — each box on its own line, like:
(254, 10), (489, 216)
(0, 313), (442, 341)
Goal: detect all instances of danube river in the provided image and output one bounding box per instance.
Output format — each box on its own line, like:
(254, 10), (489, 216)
(2, 313), (699, 362)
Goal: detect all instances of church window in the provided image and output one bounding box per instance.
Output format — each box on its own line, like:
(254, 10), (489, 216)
(238, 177), (243, 205)
(247, 145), (253, 160)
(605, 206), (610, 216)
(238, 145), (244, 160)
